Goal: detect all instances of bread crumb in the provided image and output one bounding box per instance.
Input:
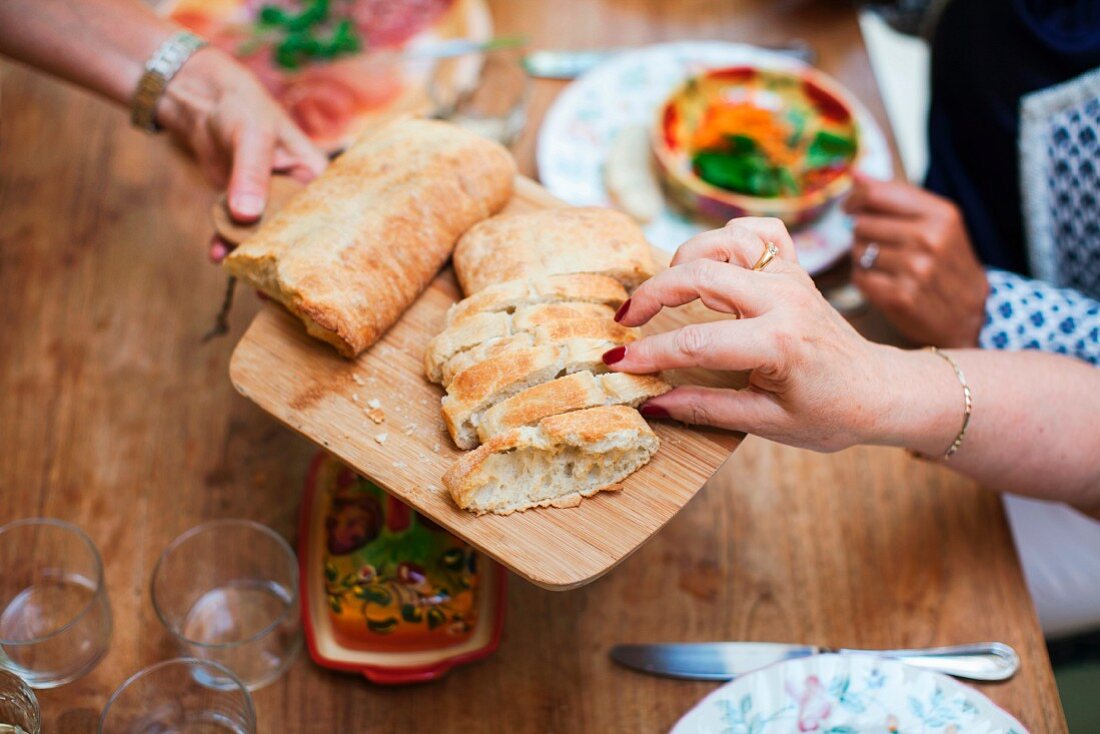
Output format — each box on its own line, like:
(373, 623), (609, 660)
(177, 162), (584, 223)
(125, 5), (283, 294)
(403, 424), (415, 435)
(366, 407), (385, 424)
(352, 374), (366, 386)
(393, 461), (407, 469)
(432, 443), (441, 453)
(374, 432), (388, 445)
(367, 398), (381, 409)
(350, 393), (359, 402)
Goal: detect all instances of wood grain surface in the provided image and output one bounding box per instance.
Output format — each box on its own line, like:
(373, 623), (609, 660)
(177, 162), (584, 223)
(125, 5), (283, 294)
(230, 177), (745, 590)
(0, 0), (1066, 731)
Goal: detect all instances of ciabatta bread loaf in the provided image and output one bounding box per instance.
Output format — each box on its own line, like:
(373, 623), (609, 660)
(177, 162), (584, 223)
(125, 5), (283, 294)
(441, 339), (616, 449)
(453, 207), (658, 295)
(477, 372), (671, 441)
(445, 273), (627, 328)
(424, 302), (618, 384)
(444, 406), (660, 515)
(224, 118), (515, 357)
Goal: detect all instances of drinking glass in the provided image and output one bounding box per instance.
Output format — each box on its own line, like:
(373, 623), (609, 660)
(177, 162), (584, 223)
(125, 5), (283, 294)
(0, 670), (40, 734)
(98, 658), (256, 734)
(429, 49), (530, 147)
(0, 519), (112, 688)
(151, 521), (301, 691)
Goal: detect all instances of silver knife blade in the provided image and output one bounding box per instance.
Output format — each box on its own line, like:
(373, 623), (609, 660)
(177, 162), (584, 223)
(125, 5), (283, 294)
(611, 642), (818, 681)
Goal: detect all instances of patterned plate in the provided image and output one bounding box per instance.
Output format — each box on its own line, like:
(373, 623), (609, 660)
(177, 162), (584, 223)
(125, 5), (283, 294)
(670, 654), (1028, 734)
(537, 41), (895, 274)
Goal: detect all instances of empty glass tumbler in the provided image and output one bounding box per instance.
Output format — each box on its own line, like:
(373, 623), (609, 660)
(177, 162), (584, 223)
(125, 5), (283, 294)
(0, 519), (112, 688)
(98, 658), (256, 734)
(151, 520), (301, 690)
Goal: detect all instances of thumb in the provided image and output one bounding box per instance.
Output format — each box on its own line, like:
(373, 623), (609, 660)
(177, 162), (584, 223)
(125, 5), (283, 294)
(639, 385), (780, 433)
(227, 126), (275, 223)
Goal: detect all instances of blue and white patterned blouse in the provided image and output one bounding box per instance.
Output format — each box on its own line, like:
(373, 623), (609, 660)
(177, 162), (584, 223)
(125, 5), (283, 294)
(979, 67), (1100, 366)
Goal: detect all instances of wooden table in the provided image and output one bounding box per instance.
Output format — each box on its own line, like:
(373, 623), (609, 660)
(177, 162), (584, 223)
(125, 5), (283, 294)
(0, 1), (1066, 731)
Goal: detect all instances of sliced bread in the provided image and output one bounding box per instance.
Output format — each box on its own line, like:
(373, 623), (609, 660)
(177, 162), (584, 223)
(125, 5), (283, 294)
(476, 371), (671, 442)
(441, 339), (616, 449)
(444, 405), (660, 515)
(425, 302), (622, 384)
(444, 273), (628, 328)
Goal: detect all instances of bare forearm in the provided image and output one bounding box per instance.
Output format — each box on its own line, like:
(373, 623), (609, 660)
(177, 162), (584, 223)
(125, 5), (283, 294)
(0, 0), (178, 106)
(873, 347), (1100, 513)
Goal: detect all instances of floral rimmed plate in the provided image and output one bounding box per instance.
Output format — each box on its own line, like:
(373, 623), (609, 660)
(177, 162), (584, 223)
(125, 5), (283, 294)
(537, 41), (895, 275)
(671, 654), (1028, 734)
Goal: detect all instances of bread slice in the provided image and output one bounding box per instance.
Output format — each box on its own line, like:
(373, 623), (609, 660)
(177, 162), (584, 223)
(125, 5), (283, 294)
(477, 371), (671, 441)
(453, 207), (658, 295)
(445, 273), (628, 328)
(425, 302), (619, 384)
(438, 317), (635, 387)
(444, 406), (660, 515)
(441, 339), (615, 449)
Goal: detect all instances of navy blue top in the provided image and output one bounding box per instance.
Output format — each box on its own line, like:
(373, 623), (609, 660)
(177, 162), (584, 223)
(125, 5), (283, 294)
(925, 0), (1100, 275)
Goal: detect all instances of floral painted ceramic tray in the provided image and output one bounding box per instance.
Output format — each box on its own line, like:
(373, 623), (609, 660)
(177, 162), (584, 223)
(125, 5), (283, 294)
(537, 41), (894, 275)
(298, 452), (505, 684)
(671, 654), (1028, 734)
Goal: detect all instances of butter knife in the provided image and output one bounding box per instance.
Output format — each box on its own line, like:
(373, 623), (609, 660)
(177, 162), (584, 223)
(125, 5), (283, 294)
(610, 642), (1019, 682)
(523, 41), (816, 80)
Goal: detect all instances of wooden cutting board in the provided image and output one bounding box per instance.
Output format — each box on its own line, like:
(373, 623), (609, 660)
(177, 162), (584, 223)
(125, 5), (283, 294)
(229, 177), (745, 590)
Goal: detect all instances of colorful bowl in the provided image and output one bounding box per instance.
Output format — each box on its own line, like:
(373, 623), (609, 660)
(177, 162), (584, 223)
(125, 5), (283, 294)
(653, 65), (861, 227)
(298, 453), (505, 684)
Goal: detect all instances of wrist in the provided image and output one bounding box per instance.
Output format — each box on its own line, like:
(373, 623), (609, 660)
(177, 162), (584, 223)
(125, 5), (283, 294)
(155, 45), (233, 133)
(862, 344), (965, 456)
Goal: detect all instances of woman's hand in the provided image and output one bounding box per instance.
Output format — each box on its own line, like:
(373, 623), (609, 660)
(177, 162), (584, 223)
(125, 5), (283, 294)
(844, 175), (989, 347)
(157, 46), (328, 225)
(605, 218), (961, 454)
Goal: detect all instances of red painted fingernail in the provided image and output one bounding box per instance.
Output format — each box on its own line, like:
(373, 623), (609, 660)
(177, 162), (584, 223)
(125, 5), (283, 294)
(602, 346), (626, 365)
(639, 403), (670, 418)
(614, 298), (631, 323)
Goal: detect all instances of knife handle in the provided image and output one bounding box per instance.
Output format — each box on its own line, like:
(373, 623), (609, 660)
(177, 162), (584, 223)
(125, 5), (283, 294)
(834, 642), (1020, 681)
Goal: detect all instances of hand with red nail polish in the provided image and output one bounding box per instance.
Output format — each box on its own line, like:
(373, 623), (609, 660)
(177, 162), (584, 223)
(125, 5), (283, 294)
(604, 217), (901, 451)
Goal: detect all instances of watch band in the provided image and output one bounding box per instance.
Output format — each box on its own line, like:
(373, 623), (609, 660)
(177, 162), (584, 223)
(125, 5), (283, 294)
(130, 31), (208, 133)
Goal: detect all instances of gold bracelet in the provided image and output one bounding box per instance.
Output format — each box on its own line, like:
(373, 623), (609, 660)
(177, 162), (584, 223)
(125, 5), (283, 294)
(924, 346), (972, 460)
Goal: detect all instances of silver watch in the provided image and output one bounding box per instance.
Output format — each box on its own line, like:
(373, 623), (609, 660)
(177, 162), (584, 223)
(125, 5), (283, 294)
(130, 31), (208, 133)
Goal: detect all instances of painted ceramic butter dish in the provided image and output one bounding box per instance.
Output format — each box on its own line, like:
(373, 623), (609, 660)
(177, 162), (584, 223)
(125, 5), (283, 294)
(299, 452), (505, 684)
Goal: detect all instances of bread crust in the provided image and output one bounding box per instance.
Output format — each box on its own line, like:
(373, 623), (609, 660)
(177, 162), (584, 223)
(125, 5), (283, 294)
(453, 207), (658, 295)
(440, 339), (616, 449)
(427, 311), (637, 386)
(224, 118), (516, 357)
(444, 406), (659, 514)
(445, 273), (628, 328)
(477, 372), (670, 441)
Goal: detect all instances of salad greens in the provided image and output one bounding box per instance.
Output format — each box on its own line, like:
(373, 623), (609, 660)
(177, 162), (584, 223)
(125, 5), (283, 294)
(251, 0), (363, 70)
(691, 129), (856, 198)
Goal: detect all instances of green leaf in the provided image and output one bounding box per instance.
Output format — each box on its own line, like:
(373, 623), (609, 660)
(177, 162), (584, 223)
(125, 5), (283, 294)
(806, 130), (856, 169)
(323, 562), (338, 582)
(400, 603), (423, 623)
(693, 150), (783, 197)
(258, 5), (287, 26)
(366, 616), (398, 634)
(328, 597), (342, 614)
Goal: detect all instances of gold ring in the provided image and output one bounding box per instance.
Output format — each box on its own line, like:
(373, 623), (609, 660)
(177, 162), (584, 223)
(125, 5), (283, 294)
(751, 241), (779, 271)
